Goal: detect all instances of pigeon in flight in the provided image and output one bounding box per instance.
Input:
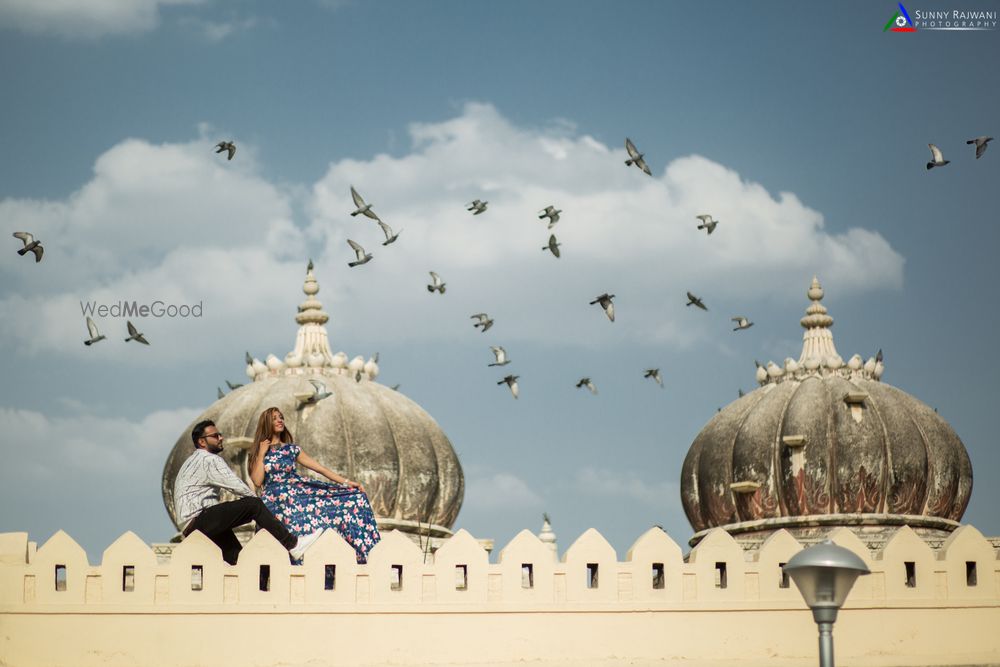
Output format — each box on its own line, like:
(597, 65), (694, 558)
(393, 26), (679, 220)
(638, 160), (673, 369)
(644, 368), (664, 387)
(346, 239), (372, 267)
(471, 313), (494, 332)
(214, 141), (236, 160)
(576, 377), (598, 395)
(542, 234), (561, 258)
(926, 144), (950, 170)
(696, 215), (719, 235)
(498, 374), (520, 399)
(539, 206), (562, 228)
(967, 136), (993, 159)
(124, 320), (150, 345)
(12, 232), (43, 262)
(295, 379), (333, 407)
(84, 316), (106, 346)
(624, 137), (652, 176)
(590, 293), (615, 322)
(390, 384), (401, 391)
(377, 220), (401, 245)
(427, 271), (446, 294)
(226, 380), (244, 390)
(350, 186), (381, 221)
(731, 316), (753, 331)
(467, 199), (488, 215)
(217, 387), (225, 400)
(488, 346), (510, 366)
(686, 292), (708, 311)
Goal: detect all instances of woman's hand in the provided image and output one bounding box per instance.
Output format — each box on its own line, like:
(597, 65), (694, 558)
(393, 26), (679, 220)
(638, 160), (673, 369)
(342, 479), (365, 493)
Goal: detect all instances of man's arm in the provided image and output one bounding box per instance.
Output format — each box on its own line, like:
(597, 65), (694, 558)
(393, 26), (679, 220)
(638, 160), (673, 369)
(207, 455), (255, 497)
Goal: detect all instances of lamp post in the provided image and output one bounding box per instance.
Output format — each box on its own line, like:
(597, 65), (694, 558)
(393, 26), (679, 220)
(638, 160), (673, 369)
(784, 539), (871, 667)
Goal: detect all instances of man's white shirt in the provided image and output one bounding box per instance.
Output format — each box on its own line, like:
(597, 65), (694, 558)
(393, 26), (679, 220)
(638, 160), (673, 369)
(173, 449), (255, 529)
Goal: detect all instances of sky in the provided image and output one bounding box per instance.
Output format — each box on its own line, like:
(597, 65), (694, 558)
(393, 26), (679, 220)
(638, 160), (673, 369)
(1, 0), (998, 561)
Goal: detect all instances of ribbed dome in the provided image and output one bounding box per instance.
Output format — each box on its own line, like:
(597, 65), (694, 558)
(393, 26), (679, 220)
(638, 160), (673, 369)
(681, 278), (972, 539)
(161, 262), (463, 538)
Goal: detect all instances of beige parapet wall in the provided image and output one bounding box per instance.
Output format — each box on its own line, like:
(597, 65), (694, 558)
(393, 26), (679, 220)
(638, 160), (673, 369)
(0, 525), (998, 667)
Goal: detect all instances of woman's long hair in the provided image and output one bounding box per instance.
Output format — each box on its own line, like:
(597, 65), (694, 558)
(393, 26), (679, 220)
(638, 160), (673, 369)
(248, 407), (294, 481)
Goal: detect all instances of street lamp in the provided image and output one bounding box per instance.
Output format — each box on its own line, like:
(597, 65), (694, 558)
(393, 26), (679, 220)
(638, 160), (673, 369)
(784, 539), (871, 667)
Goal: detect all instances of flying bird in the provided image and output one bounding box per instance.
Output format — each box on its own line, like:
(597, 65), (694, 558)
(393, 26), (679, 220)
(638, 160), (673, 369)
(498, 374), (520, 399)
(731, 316), (753, 331)
(226, 380), (243, 390)
(427, 271), (446, 294)
(346, 239), (372, 267)
(542, 234), (561, 258)
(295, 379), (333, 407)
(590, 293), (615, 322)
(467, 199), (488, 215)
(926, 143), (950, 170)
(377, 220), (401, 245)
(644, 368), (664, 387)
(539, 206), (562, 228)
(471, 313), (494, 332)
(214, 141), (236, 160)
(488, 346), (510, 366)
(349, 186), (381, 221)
(83, 316), (106, 346)
(12, 232), (43, 262)
(576, 377), (598, 395)
(124, 320), (149, 345)
(967, 136), (993, 159)
(390, 384), (401, 391)
(686, 292), (708, 311)
(696, 215), (719, 235)
(217, 387), (225, 400)
(624, 137), (652, 176)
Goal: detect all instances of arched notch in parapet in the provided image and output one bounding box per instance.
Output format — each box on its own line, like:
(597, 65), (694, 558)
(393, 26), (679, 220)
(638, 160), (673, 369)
(876, 526), (936, 600)
(686, 528), (745, 602)
(497, 529), (556, 602)
(367, 529), (424, 603)
(938, 525), (998, 600)
(303, 529), (360, 604)
(624, 526), (684, 602)
(754, 529), (802, 602)
(563, 528), (617, 602)
(32, 530), (89, 604)
(100, 531), (157, 605)
(169, 530), (225, 605)
(432, 528), (489, 603)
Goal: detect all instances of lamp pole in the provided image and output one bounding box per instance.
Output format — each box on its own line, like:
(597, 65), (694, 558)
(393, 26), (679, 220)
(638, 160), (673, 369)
(784, 539), (871, 667)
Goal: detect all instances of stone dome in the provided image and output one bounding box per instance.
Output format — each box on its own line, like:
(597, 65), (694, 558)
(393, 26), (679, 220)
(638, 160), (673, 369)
(161, 262), (464, 539)
(681, 278), (972, 544)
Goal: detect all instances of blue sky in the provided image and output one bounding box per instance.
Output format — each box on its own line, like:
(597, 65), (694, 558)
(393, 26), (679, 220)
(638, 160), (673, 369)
(1, 0), (998, 559)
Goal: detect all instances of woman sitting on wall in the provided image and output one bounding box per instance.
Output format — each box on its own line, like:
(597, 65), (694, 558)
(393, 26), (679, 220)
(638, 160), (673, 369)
(249, 406), (381, 563)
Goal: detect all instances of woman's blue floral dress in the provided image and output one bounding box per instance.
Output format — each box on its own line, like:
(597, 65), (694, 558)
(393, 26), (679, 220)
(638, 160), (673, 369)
(260, 442), (381, 563)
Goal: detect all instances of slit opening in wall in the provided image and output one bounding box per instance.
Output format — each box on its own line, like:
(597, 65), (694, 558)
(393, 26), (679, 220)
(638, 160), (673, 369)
(652, 562), (665, 590)
(259, 564), (271, 592)
(904, 561), (916, 588)
(191, 565), (204, 591)
(586, 563), (599, 589)
(779, 562), (790, 589)
(122, 565), (135, 592)
(390, 564), (403, 591)
(54, 564), (67, 592)
(966, 561), (977, 587)
(455, 564), (468, 591)
(714, 562), (728, 589)
(521, 563), (534, 589)
(324, 564), (336, 591)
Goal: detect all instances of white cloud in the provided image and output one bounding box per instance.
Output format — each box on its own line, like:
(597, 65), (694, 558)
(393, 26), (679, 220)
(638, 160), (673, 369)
(462, 470), (544, 511)
(177, 15), (265, 41)
(0, 102), (905, 364)
(572, 467), (680, 509)
(0, 0), (205, 38)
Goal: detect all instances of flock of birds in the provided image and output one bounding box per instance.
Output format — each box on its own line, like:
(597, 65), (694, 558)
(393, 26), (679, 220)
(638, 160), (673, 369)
(8, 133), (994, 400)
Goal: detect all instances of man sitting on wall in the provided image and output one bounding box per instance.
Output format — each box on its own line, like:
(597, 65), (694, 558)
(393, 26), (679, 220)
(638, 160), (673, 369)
(173, 419), (323, 564)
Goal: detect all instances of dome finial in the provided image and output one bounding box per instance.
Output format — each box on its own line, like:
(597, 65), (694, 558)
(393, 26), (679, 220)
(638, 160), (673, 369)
(798, 276), (839, 366)
(297, 260), (328, 325)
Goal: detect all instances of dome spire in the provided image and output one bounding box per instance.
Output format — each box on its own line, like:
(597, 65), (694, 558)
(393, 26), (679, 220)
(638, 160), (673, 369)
(798, 276), (839, 365)
(286, 260), (335, 369)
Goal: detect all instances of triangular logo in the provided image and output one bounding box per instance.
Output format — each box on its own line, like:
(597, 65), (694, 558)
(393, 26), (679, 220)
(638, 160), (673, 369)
(884, 2), (917, 32)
